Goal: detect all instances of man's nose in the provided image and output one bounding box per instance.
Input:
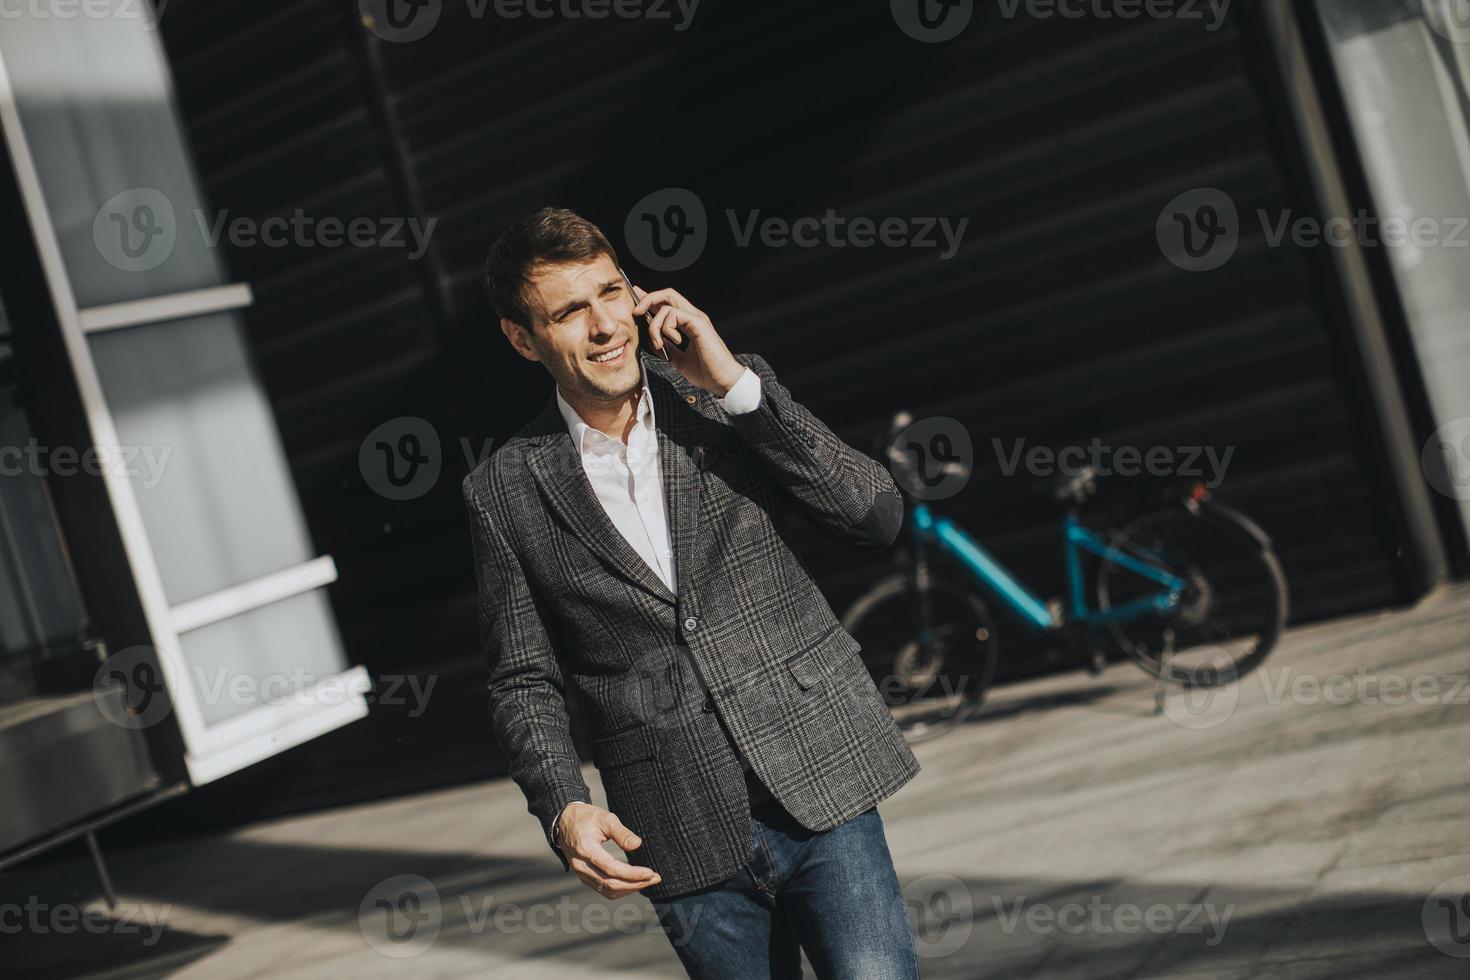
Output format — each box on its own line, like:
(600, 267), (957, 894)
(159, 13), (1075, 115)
(589, 298), (619, 338)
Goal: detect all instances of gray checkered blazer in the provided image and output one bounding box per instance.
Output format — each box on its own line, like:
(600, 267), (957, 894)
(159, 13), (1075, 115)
(462, 350), (921, 899)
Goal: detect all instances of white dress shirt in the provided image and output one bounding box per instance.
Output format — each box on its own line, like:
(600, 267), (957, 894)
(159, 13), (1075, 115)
(554, 362), (763, 595)
(550, 361), (763, 845)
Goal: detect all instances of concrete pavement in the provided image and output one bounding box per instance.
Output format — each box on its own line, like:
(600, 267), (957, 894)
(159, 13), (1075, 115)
(6, 584), (1470, 978)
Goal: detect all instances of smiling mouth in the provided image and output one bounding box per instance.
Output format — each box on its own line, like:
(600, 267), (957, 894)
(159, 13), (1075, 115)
(588, 341), (628, 365)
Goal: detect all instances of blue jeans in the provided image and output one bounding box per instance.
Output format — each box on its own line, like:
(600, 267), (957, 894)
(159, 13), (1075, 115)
(650, 799), (920, 979)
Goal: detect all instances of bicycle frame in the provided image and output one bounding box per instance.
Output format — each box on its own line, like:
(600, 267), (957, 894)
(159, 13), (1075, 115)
(909, 503), (1185, 631)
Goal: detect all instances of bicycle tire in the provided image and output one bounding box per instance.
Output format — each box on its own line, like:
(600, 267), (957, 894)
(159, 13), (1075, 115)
(1096, 503), (1287, 688)
(841, 573), (999, 744)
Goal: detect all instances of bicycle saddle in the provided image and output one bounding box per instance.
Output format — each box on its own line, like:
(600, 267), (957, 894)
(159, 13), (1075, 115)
(1052, 465), (1099, 504)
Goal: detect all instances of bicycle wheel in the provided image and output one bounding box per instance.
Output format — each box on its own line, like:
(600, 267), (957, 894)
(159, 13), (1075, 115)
(841, 574), (998, 744)
(1096, 505), (1287, 688)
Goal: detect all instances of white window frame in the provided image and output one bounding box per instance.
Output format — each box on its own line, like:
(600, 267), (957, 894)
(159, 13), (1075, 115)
(0, 48), (368, 786)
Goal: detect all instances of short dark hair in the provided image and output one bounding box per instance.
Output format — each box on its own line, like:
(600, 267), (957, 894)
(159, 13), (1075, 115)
(483, 207), (618, 328)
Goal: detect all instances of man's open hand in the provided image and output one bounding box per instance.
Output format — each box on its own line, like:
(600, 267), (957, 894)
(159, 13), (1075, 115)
(557, 802), (662, 898)
(631, 285), (745, 397)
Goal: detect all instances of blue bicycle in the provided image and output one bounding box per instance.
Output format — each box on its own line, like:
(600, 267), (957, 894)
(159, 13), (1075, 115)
(843, 413), (1289, 744)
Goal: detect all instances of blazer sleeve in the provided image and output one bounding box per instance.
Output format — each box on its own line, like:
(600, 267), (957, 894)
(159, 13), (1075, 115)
(725, 352), (904, 549)
(463, 469), (592, 873)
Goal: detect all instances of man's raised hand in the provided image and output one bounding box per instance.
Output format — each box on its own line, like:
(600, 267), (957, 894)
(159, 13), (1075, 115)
(631, 285), (745, 397)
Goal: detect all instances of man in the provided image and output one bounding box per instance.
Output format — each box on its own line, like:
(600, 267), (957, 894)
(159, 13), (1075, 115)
(463, 206), (922, 978)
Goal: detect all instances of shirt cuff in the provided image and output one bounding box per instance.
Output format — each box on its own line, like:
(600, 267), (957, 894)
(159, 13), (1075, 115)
(720, 367), (762, 415)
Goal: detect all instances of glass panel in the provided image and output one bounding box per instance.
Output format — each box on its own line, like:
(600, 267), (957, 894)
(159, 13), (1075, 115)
(1315, 0), (1470, 546)
(0, 0), (361, 778)
(178, 589), (349, 728)
(88, 311), (318, 606)
(0, 1), (226, 308)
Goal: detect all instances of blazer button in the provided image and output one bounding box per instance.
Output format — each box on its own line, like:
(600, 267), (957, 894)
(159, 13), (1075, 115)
(685, 394), (697, 405)
(702, 694), (715, 712)
(683, 616), (700, 632)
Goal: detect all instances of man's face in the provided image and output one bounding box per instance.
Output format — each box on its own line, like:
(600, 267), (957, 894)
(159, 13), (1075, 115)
(503, 253), (643, 402)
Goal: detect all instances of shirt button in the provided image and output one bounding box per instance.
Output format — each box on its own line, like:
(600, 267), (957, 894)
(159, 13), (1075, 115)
(683, 616), (700, 632)
(664, 549), (672, 559)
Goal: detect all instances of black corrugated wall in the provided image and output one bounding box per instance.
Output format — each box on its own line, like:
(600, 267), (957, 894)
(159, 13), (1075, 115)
(132, 0), (1420, 830)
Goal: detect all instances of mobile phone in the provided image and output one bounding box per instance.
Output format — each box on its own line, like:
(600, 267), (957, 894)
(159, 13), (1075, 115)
(620, 266), (689, 357)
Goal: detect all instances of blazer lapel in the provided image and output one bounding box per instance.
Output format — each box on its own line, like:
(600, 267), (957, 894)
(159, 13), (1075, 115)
(646, 356), (706, 599)
(524, 393), (676, 606)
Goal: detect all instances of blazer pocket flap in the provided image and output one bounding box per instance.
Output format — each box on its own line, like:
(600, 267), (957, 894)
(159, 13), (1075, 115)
(591, 725), (657, 770)
(785, 625), (847, 690)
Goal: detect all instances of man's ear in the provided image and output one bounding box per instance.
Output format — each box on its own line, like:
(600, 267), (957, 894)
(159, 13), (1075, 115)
(500, 318), (541, 362)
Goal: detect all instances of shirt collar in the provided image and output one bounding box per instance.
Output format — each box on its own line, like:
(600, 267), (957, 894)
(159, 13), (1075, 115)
(554, 357), (656, 456)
